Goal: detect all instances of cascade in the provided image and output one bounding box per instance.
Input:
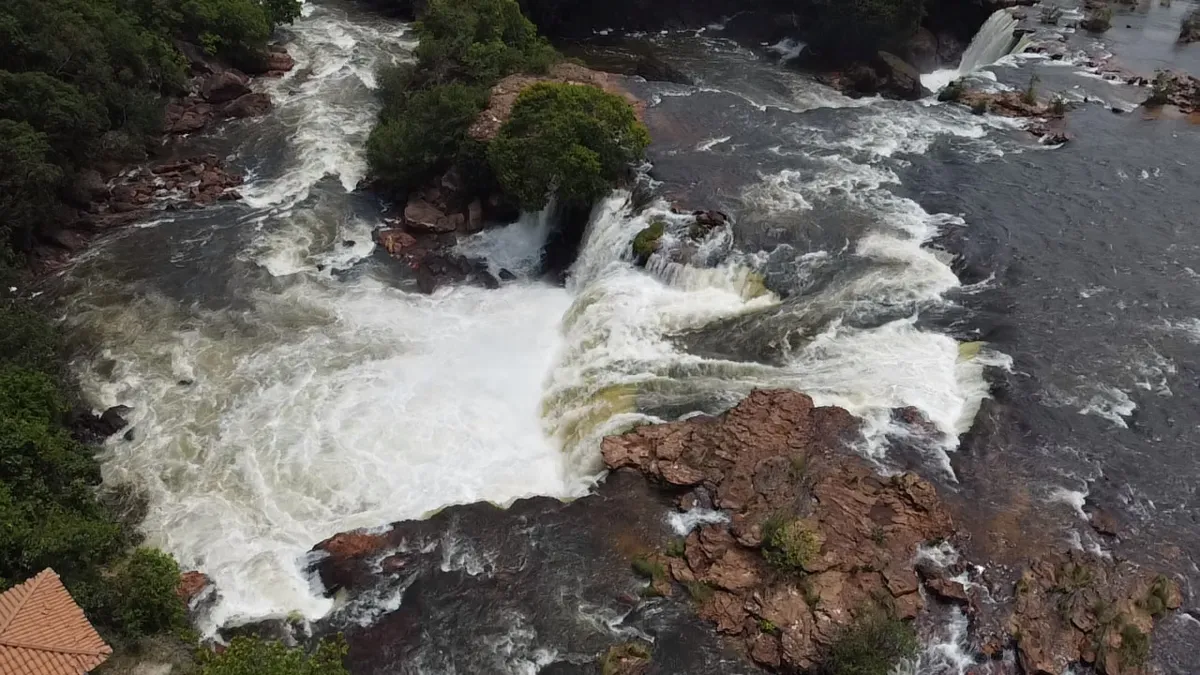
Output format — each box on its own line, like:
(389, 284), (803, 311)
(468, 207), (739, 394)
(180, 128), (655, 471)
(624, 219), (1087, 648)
(921, 9), (1020, 92)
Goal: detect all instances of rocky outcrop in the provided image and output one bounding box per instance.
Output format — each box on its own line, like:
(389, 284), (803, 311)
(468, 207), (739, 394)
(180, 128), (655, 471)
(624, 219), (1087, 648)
(815, 52), (930, 101)
(602, 390), (954, 671)
(164, 53), (289, 134)
(468, 62), (643, 142)
(1140, 70), (1200, 113)
(1001, 551), (1181, 675)
(1182, 9), (1200, 43)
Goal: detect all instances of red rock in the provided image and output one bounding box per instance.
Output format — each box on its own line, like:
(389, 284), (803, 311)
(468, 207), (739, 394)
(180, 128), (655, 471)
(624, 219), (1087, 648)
(316, 531), (389, 558)
(404, 198), (460, 233)
(201, 70), (251, 104)
(177, 571), (212, 605)
(376, 228), (418, 256)
(221, 93), (273, 119)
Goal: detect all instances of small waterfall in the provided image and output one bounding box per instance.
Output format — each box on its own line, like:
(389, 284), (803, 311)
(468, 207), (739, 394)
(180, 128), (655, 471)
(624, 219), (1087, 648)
(921, 9), (1020, 92)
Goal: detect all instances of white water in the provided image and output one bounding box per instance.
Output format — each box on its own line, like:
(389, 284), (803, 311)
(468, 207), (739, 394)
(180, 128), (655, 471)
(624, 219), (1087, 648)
(69, 0), (1005, 633)
(922, 9), (1020, 92)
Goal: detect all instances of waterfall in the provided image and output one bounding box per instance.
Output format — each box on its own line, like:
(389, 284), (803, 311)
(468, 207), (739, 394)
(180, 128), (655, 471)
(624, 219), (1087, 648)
(921, 9), (1020, 92)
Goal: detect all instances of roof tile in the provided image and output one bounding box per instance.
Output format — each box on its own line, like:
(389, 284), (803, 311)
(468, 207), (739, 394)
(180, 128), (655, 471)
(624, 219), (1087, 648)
(0, 570), (111, 675)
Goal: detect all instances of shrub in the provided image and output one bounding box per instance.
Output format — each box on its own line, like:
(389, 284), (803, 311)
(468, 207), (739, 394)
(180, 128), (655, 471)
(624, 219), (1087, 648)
(1118, 623), (1149, 668)
(0, 121), (64, 250)
(760, 515), (822, 572)
(1049, 95), (1068, 116)
(821, 614), (920, 675)
(1146, 70), (1177, 105)
(366, 83), (490, 193)
(199, 635), (351, 675)
(489, 83), (649, 210)
(1022, 75), (1040, 106)
(685, 581), (714, 603)
(665, 538), (687, 558)
(937, 79), (966, 103)
(804, 0), (926, 57)
(631, 554), (666, 583)
(77, 548), (186, 639)
(415, 0), (557, 85)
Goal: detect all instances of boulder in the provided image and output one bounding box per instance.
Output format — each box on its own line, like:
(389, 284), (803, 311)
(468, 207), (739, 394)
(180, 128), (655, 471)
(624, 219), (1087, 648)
(375, 228), (418, 255)
(220, 93), (273, 119)
(241, 46), (297, 76)
(875, 51), (926, 100)
(904, 27), (940, 72)
(466, 199), (484, 232)
(177, 571), (213, 606)
(404, 198), (462, 233)
(201, 70), (251, 104)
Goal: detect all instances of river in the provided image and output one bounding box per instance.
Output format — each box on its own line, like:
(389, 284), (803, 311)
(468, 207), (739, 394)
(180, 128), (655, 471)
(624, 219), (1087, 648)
(57, 0), (1200, 670)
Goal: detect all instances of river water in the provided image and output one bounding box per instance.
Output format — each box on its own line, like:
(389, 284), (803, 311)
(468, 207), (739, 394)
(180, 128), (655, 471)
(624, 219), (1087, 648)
(57, 0), (1200, 669)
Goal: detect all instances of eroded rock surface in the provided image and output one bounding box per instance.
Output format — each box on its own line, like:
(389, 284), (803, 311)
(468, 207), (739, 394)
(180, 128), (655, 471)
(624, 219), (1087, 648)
(603, 389), (954, 671)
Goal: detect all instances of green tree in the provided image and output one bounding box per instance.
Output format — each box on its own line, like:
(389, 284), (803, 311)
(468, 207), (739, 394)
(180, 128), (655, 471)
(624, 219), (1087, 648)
(199, 636), (351, 675)
(0, 121), (62, 250)
(803, 0), (925, 57)
(0, 71), (109, 166)
(415, 0), (556, 84)
(366, 83), (489, 193)
(488, 82), (649, 210)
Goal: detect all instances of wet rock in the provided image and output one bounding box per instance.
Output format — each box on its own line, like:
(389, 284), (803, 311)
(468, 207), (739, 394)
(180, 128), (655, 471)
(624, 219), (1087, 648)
(1140, 70), (1200, 113)
(375, 228), (418, 255)
(178, 379), (195, 386)
(404, 198), (462, 233)
(64, 169), (108, 208)
(177, 571), (213, 606)
(164, 99), (213, 134)
(221, 92), (273, 119)
(242, 46), (297, 76)
(1088, 507), (1123, 537)
(602, 390), (953, 671)
(343, 240), (356, 247)
(48, 229), (88, 253)
(498, 268), (517, 281)
(201, 70), (252, 104)
(100, 405), (131, 435)
(926, 577), (972, 606)
(904, 27), (940, 72)
(875, 51), (927, 100)
(466, 199), (484, 232)
(634, 52), (694, 85)
(123, 428), (136, 442)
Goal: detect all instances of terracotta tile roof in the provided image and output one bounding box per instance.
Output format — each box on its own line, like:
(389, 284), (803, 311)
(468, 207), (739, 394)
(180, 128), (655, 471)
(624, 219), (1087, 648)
(0, 569), (112, 675)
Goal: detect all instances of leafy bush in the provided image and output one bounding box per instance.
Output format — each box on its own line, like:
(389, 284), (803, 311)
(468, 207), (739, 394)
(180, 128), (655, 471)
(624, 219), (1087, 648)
(489, 83), (649, 210)
(803, 0), (926, 57)
(821, 614), (920, 675)
(415, 0), (557, 85)
(366, 83), (490, 193)
(0, 121), (63, 251)
(75, 548), (186, 639)
(1146, 70), (1177, 105)
(760, 515), (822, 572)
(199, 635), (350, 675)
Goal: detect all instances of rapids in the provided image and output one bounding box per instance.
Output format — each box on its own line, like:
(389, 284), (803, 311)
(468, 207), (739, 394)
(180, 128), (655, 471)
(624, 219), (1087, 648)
(57, 0), (1200, 670)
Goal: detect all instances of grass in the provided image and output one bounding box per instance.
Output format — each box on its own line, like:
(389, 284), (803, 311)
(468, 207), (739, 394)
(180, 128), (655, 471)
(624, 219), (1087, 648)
(631, 555), (666, 583)
(665, 538), (687, 558)
(821, 614), (919, 675)
(759, 619), (779, 634)
(1022, 74), (1040, 106)
(1119, 623), (1149, 668)
(1141, 574), (1174, 617)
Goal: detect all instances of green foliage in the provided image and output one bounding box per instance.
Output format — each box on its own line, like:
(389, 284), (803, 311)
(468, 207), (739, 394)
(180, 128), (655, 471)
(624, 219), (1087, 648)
(1147, 70), (1177, 105)
(76, 548), (186, 639)
(489, 83), (649, 210)
(1142, 575), (1174, 617)
(761, 515), (822, 573)
(1049, 95), (1068, 116)
(1118, 623), (1149, 668)
(665, 538), (686, 558)
(759, 619), (779, 634)
(599, 642), (651, 675)
(415, 0), (556, 85)
(366, 83), (489, 193)
(803, 0), (926, 57)
(631, 554), (666, 583)
(0, 0), (300, 256)
(366, 0), (562, 196)
(1022, 75), (1039, 106)
(631, 220), (665, 260)
(199, 635), (350, 675)
(937, 79), (966, 103)
(821, 614), (920, 675)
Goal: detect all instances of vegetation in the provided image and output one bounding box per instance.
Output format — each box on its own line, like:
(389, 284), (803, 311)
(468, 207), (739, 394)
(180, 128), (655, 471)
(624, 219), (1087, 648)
(599, 642), (651, 675)
(802, 0), (926, 58)
(685, 581), (715, 603)
(365, 0), (560, 196)
(631, 220), (666, 261)
(198, 635), (351, 675)
(1049, 94), (1068, 116)
(0, 297), (186, 644)
(1142, 575), (1174, 617)
(1146, 70), (1178, 105)
(1081, 6), (1114, 32)
(1022, 75), (1040, 106)
(821, 614), (920, 675)
(665, 538), (687, 558)
(0, 0), (300, 257)
(631, 554), (667, 584)
(365, 0), (648, 212)
(490, 83), (649, 210)
(761, 515), (822, 573)
(1118, 623), (1149, 668)
(937, 79), (966, 103)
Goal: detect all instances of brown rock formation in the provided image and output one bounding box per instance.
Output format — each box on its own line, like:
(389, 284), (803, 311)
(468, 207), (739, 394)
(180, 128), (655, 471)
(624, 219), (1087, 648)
(602, 389), (955, 671)
(468, 62), (643, 142)
(177, 571), (213, 606)
(1005, 550), (1181, 675)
